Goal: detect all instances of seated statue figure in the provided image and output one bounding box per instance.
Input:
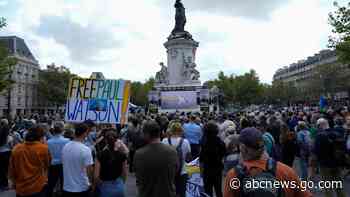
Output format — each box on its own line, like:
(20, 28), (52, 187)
(183, 56), (200, 81)
(155, 62), (169, 84)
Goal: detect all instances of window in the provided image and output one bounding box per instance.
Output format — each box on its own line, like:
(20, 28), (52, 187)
(18, 84), (22, 93)
(17, 97), (21, 105)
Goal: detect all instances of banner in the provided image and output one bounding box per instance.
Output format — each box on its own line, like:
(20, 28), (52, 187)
(65, 78), (131, 124)
(185, 158), (209, 197)
(161, 91), (197, 110)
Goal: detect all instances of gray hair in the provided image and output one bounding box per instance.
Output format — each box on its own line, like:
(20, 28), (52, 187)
(317, 118), (329, 130)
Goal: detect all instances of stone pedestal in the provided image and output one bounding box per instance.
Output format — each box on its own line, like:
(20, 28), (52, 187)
(164, 38), (200, 85)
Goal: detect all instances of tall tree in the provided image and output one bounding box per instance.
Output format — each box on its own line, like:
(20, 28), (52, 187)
(329, 2), (350, 64)
(38, 65), (76, 109)
(0, 17), (16, 93)
(206, 69), (264, 106)
(130, 77), (155, 107)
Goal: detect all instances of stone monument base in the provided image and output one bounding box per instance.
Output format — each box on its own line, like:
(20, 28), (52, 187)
(149, 84), (210, 113)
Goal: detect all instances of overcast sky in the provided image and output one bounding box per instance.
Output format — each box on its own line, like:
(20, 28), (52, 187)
(0, 0), (346, 83)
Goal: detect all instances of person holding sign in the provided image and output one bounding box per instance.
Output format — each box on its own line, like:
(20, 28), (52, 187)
(94, 130), (128, 197)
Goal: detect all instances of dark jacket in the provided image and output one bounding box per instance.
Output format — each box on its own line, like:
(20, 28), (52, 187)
(199, 136), (226, 171)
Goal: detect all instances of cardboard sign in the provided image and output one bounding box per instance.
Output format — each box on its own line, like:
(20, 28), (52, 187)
(65, 78), (131, 124)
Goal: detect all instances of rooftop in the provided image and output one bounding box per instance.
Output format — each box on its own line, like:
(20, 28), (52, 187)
(274, 49), (336, 77)
(0, 36), (37, 62)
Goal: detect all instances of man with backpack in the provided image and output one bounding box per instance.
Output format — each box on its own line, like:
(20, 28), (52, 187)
(312, 118), (346, 197)
(162, 122), (191, 197)
(224, 127), (312, 197)
(296, 121), (311, 181)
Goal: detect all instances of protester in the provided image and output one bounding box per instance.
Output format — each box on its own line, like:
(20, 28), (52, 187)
(83, 120), (97, 157)
(63, 128), (74, 141)
(162, 121), (191, 197)
(0, 125), (11, 191)
(94, 130), (128, 197)
(47, 121), (70, 197)
(62, 123), (94, 197)
(183, 115), (203, 159)
(223, 127), (312, 197)
(258, 117), (275, 157)
(134, 120), (178, 197)
(223, 134), (240, 175)
(9, 124), (51, 197)
(280, 123), (298, 167)
(296, 121), (311, 181)
(313, 118), (346, 197)
(200, 121), (226, 197)
(126, 117), (142, 173)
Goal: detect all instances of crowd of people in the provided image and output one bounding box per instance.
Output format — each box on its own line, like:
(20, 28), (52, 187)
(0, 105), (349, 197)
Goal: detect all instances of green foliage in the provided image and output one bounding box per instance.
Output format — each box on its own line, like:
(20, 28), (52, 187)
(0, 17), (16, 93)
(130, 78), (155, 107)
(0, 17), (6, 28)
(265, 81), (298, 105)
(306, 63), (349, 97)
(38, 67), (75, 107)
(329, 2), (350, 64)
(207, 69), (264, 106)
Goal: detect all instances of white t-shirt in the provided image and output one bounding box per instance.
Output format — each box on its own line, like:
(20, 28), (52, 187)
(62, 141), (94, 192)
(162, 137), (191, 175)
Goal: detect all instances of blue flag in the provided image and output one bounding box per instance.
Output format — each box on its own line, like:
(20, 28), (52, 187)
(319, 96), (327, 112)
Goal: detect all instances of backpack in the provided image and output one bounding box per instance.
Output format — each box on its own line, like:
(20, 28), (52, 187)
(235, 158), (284, 197)
(168, 137), (184, 176)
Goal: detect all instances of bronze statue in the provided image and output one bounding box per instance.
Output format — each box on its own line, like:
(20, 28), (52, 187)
(172, 0), (186, 34)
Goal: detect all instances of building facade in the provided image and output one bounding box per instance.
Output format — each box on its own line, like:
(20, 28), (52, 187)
(0, 36), (40, 118)
(273, 50), (337, 85)
(273, 49), (349, 100)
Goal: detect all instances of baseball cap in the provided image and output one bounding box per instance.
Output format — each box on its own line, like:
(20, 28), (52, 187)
(239, 127), (264, 150)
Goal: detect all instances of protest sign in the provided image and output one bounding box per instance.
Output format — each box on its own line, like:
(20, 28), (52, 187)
(185, 158), (209, 197)
(65, 78), (131, 124)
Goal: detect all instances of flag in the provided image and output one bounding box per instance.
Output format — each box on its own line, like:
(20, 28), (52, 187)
(319, 96), (327, 112)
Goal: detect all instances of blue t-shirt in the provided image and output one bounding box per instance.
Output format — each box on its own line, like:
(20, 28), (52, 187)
(48, 135), (70, 165)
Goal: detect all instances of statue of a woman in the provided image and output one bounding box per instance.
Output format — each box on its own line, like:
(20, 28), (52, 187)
(172, 0), (186, 34)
